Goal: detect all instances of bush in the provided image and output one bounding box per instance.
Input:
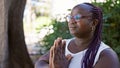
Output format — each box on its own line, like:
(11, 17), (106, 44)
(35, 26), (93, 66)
(41, 20), (72, 51)
(93, 0), (120, 59)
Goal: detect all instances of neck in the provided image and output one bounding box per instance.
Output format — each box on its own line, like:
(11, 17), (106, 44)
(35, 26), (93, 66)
(74, 33), (93, 49)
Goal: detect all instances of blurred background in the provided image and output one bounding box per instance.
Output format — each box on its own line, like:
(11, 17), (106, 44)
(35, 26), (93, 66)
(23, 0), (120, 63)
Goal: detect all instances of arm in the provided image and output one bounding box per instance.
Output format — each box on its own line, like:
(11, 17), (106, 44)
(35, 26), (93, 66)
(35, 51), (50, 68)
(94, 48), (120, 68)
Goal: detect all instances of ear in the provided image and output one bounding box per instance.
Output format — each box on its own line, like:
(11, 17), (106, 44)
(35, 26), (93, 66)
(91, 19), (98, 27)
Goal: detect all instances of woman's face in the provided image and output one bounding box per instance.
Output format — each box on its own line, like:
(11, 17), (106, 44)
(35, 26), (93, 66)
(67, 5), (93, 38)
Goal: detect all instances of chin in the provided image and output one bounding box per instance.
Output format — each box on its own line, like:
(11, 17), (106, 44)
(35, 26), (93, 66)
(70, 31), (75, 35)
(70, 32), (77, 36)
(70, 32), (83, 38)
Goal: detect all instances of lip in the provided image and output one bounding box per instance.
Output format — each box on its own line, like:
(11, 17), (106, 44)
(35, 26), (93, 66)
(69, 26), (76, 28)
(69, 27), (76, 29)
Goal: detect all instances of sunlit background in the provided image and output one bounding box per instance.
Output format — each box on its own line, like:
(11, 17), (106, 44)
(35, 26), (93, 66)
(23, 0), (106, 63)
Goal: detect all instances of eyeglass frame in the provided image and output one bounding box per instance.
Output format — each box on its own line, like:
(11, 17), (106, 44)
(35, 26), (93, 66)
(66, 14), (92, 22)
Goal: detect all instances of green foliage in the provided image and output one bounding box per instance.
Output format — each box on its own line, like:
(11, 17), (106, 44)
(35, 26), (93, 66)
(93, 0), (120, 58)
(41, 20), (72, 51)
(35, 16), (52, 33)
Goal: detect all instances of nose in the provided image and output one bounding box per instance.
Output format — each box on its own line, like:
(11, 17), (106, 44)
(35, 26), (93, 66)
(69, 18), (76, 24)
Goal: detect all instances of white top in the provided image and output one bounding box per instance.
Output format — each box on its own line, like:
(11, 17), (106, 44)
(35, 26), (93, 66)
(65, 38), (110, 68)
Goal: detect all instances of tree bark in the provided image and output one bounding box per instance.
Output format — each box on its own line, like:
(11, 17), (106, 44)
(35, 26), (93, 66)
(8, 0), (34, 68)
(0, 0), (34, 68)
(0, 0), (9, 68)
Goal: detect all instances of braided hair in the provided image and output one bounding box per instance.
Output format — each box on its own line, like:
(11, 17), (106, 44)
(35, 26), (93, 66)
(82, 3), (103, 68)
(73, 3), (103, 68)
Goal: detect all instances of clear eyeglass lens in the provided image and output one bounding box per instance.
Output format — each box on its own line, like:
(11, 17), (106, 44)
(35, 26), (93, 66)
(66, 15), (71, 22)
(74, 14), (81, 20)
(66, 14), (81, 22)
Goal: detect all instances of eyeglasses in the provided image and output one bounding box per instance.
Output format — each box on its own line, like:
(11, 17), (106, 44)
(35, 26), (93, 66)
(66, 14), (91, 22)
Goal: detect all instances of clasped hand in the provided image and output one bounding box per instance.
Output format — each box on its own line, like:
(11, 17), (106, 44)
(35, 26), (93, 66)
(49, 38), (72, 68)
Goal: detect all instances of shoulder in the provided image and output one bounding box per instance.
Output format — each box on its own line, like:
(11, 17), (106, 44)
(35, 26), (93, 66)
(37, 51), (50, 63)
(94, 48), (120, 68)
(35, 51), (49, 68)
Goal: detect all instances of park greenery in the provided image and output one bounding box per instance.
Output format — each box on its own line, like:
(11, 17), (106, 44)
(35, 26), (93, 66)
(93, 0), (120, 58)
(36, 0), (120, 59)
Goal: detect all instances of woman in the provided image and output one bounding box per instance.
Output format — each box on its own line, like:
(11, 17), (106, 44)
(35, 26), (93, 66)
(35, 3), (120, 68)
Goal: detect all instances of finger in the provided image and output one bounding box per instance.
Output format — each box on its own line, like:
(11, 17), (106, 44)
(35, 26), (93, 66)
(53, 39), (61, 51)
(56, 37), (64, 51)
(61, 40), (66, 54)
(51, 46), (56, 66)
(55, 38), (62, 54)
(53, 38), (64, 60)
(50, 45), (56, 58)
(52, 40), (61, 60)
(56, 37), (62, 48)
(50, 46), (54, 57)
(49, 46), (54, 67)
(53, 39), (57, 46)
(53, 40), (59, 55)
(66, 54), (73, 63)
(49, 46), (54, 65)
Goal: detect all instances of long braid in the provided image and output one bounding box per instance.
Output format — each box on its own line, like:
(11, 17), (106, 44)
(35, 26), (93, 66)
(81, 3), (103, 68)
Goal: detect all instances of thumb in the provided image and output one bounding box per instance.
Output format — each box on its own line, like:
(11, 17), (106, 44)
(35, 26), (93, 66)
(66, 54), (72, 63)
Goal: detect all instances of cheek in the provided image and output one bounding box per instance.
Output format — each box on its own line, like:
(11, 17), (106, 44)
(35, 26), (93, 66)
(77, 21), (87, 29)
(77, 21), (91, 32)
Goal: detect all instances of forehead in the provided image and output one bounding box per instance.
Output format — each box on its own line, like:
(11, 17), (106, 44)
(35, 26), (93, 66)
(71, 4), (92, 15)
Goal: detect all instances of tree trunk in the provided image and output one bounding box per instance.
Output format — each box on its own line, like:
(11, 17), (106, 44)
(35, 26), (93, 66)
(0, 0), (34, 68)
(8, 0), (34, 68)
(0, 0), (9, 68)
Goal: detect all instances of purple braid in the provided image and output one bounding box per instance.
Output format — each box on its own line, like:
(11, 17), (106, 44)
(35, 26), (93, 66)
(80, 3), (103, 68)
